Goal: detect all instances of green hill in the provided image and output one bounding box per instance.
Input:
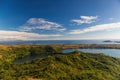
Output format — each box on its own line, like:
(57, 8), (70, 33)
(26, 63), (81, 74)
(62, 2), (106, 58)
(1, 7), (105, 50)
(0, 46), (120, 80)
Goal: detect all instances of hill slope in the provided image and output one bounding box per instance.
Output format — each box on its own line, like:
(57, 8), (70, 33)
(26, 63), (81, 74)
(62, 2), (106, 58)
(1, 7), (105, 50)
(0, 46), (120, 80)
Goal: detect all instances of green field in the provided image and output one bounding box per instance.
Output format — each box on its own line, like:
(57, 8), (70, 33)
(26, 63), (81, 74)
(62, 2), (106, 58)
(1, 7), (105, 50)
(0, 45), (120, 80)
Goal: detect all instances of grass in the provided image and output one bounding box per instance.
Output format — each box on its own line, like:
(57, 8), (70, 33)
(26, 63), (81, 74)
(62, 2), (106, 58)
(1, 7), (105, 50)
(0, 45), (120, 80)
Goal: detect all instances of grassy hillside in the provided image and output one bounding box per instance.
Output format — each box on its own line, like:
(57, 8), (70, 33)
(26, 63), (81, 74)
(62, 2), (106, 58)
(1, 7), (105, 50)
(0, 45), (120, 80)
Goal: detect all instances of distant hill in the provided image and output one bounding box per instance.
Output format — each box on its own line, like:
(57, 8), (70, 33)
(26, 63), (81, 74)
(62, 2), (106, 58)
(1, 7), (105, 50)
(103, 40), (112, 42)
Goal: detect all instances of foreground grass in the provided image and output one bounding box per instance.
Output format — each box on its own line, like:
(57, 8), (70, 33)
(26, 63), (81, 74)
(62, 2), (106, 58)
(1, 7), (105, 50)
(0, 45), (120, 80)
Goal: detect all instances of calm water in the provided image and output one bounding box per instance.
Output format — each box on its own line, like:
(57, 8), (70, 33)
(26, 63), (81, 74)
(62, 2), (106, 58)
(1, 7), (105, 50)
(14, 54), (46, 63)
(2, 40), (120, 44)
(62, 49), (120, 58)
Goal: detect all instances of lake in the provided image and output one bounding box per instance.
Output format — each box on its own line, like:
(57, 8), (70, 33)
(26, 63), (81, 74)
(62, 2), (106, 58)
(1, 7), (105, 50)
(14, 54), (47, 64)
(15, 48), (120, 64)
(62, 48), (120, 58)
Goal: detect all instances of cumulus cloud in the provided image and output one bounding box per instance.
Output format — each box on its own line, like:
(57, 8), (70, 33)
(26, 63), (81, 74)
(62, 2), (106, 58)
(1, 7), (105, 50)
(71, 16), (98, 25)
(69, 22), (120, 34)
(20, 18), (66, 32)
(0, 30), (62, 41)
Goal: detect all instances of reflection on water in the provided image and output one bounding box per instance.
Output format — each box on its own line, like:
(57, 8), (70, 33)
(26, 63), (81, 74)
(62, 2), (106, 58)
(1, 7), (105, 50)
(62, 49), (120, 58)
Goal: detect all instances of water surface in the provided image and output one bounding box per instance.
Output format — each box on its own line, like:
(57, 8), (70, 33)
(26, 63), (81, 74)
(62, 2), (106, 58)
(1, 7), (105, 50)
(62, 49), (120, 58)
(2, 40), (120, 44)
(14, 54), (46, 63)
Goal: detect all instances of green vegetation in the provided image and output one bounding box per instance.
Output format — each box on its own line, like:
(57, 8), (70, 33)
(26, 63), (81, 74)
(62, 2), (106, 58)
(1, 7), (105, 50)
(0, 45), (120, 80)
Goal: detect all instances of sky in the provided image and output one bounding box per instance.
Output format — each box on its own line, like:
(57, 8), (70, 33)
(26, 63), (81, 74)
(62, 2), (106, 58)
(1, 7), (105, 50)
(0, 0), (120, 41)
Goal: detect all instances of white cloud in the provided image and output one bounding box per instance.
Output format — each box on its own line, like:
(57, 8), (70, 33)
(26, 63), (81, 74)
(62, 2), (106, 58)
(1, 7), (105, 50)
(71, 16), (98, 25)
(0, 30), (62, 41)
(69, 22), (120, 34)
(109, 18), (114, 20)
(20, 18), (66, 32)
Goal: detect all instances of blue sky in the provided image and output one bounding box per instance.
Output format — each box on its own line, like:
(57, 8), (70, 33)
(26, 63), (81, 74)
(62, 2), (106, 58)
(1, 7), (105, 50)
(0, 0), (120, 41)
